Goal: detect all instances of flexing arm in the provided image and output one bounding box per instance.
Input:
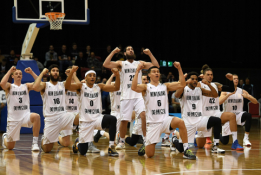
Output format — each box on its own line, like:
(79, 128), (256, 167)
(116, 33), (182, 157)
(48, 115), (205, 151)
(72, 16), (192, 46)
(131, 63), (147, 93)
(103, 47), (122, 69)
(175, 87), (184, 99)
(242, 90), (258, 104)
(142, 49), (160, 69)
(201, 79), (218, 97)
(218, 73), (235, 92)
(64, 66), (78, 90)
(32, 68), (47, 92)
(99, 68), (120, 92)
(25, 67), (39, 91)
(0, 66), (16, 91)
(165, 62), (186, 91)
(106, 73), (115, 85)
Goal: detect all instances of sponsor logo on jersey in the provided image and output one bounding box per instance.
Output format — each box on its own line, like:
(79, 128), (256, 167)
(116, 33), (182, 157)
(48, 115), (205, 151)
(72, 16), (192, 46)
(186, 96), (200, 100)
(14, 105), (28, 111)
(187, 112), (202, 117)
(152, 109), (166, 115)
(12, 91), (27, 95)
(124, 68), (136, 73)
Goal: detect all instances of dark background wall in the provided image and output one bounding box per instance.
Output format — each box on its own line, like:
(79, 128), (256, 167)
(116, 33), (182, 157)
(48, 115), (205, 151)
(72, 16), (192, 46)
(0, 0), (260, 96)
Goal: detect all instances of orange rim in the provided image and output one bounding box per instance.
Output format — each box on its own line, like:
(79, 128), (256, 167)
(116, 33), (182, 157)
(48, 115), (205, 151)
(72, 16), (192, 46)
(45, 12), (65, 20)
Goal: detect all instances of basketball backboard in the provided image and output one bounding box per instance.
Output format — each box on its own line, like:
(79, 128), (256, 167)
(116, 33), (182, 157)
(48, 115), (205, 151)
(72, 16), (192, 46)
(13, 0), (90, 25)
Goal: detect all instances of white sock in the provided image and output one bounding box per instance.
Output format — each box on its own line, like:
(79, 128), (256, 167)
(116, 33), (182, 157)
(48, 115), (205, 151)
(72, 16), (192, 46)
(244, 133), (249, 140)
(109, 141), (114, 148)
(100, 130), (105, 136)
(93, 129), (98, 136)
(120, 137), (125, 144)
(164, 134), (169, 140)
(143, 136), (146, 144)
(33, 137), (38, 144)
(183, 143), (188, 151)
(214, 139), (219, 146)
(232, 132), (237, 143)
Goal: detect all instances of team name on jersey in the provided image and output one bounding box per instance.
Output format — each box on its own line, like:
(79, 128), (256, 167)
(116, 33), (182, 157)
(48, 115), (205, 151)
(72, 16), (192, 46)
(228, 99), (242, 103)
(205, 106), (219, 111)
(186, 96), (200, 100)
(48, 91), (63, 96)
(67, 92), (77, 96)
(150, 91), (166, 97)
(124, 68), (136, 73)
(66, 106), (77, 110)
(152, 109), (166, 115)
(187, 112), (202, 117)
(84, 92), (99, 98)
(50, 107), (64, 112)
(85, 109), (100, 114)
(14, 105), (28, 111)
(12, 91), (27, 95)
(116, 92), (121, 96)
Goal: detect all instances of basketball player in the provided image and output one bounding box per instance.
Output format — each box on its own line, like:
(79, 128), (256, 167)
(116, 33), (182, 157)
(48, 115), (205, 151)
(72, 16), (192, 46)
(103, 46), (159, 150)
(1, 66), (41, 151)
(219, 74), (258, 146)
(32, 65), (79, 153)
(196, 65), (243, 151)
(174, 71), (224, 154)
(132, 62), (196, 159)
(69, 68), (120, 156)
(125, 74), (149, 146)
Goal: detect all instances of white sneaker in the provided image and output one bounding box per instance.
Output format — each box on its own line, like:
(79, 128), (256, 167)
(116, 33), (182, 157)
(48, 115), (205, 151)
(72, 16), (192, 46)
(243, 138), (251, 146)
(170, 143), (176, 151)
(161, 138), (171, 147)
(32, 143), (40, 151)
(211, 145), (225, 153)
(2, 133), (7, 149)
(115, 143), (125, 150)
(87, 142), (100, 153)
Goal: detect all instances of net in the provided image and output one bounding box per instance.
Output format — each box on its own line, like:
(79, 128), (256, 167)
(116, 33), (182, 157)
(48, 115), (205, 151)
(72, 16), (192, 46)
(45, 12), (66, 30)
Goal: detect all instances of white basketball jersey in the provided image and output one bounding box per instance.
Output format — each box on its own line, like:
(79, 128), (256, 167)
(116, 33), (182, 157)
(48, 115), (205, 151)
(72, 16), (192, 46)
(110, 83), (121, 114)
(79, 83), (102, 122)
(6, 84), (30, 121)
(144, 83), (168, 123)
(223, 87), (244, 113)
(180, 86), (203, 125)
(120, 60), (142, 100)
(66, 91), (79, 113)
(200, 81), (220, 116)
(42, 82), (66, 117)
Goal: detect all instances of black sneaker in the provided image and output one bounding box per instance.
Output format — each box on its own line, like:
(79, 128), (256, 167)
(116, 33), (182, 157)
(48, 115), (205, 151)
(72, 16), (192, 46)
(138, 144), (145, 156)
(94, 130), (102, 143)
(73, 137), (79, 154)
(183, 148), (196, 160)
(137, 136), (144, 144)
(108, 145), (119, 157)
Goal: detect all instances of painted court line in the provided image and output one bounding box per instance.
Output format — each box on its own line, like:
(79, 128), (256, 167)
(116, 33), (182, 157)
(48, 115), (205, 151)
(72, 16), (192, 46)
(157, 169), (261, 175)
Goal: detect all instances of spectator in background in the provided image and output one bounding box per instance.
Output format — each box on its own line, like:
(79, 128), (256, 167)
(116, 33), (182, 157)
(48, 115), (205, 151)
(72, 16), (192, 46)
(7, 50), (16, 62)
(0, 49), (5, 64)
(166, 72), (175, 82)
(160, 73), (167, 83)
(87, 52), (102, 73)
(103, 45), (112, 61)
(101, 67), (110, 79)
(85, 45), (91, 58)
(138, 47), (150, 62)
(96, 76), (101, 83)
(70, 43), (79, 65)
(12, 57), (19, 66)
(34, 57), (44, 71)
(171, 91), (181, 113)
(75, 51), (87, 78)
(242, 77), (255, 111)
(239, 79), (244, 88)
(101, 78), (109, 112)
(45, 45), (57, 66)
(0, 59), (7, 80)
(58, 45), (72, 72)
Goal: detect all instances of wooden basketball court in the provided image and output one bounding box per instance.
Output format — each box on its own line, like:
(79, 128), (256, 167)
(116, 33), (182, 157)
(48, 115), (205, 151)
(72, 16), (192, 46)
(0, 123), (260, 175)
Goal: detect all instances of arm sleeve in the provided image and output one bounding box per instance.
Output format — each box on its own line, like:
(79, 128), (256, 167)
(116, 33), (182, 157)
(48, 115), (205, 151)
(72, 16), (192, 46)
(221, 80), (235, 92)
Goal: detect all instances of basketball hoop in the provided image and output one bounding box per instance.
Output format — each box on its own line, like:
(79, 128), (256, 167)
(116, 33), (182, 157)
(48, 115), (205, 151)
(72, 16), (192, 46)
(45, 12), (65, 30)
